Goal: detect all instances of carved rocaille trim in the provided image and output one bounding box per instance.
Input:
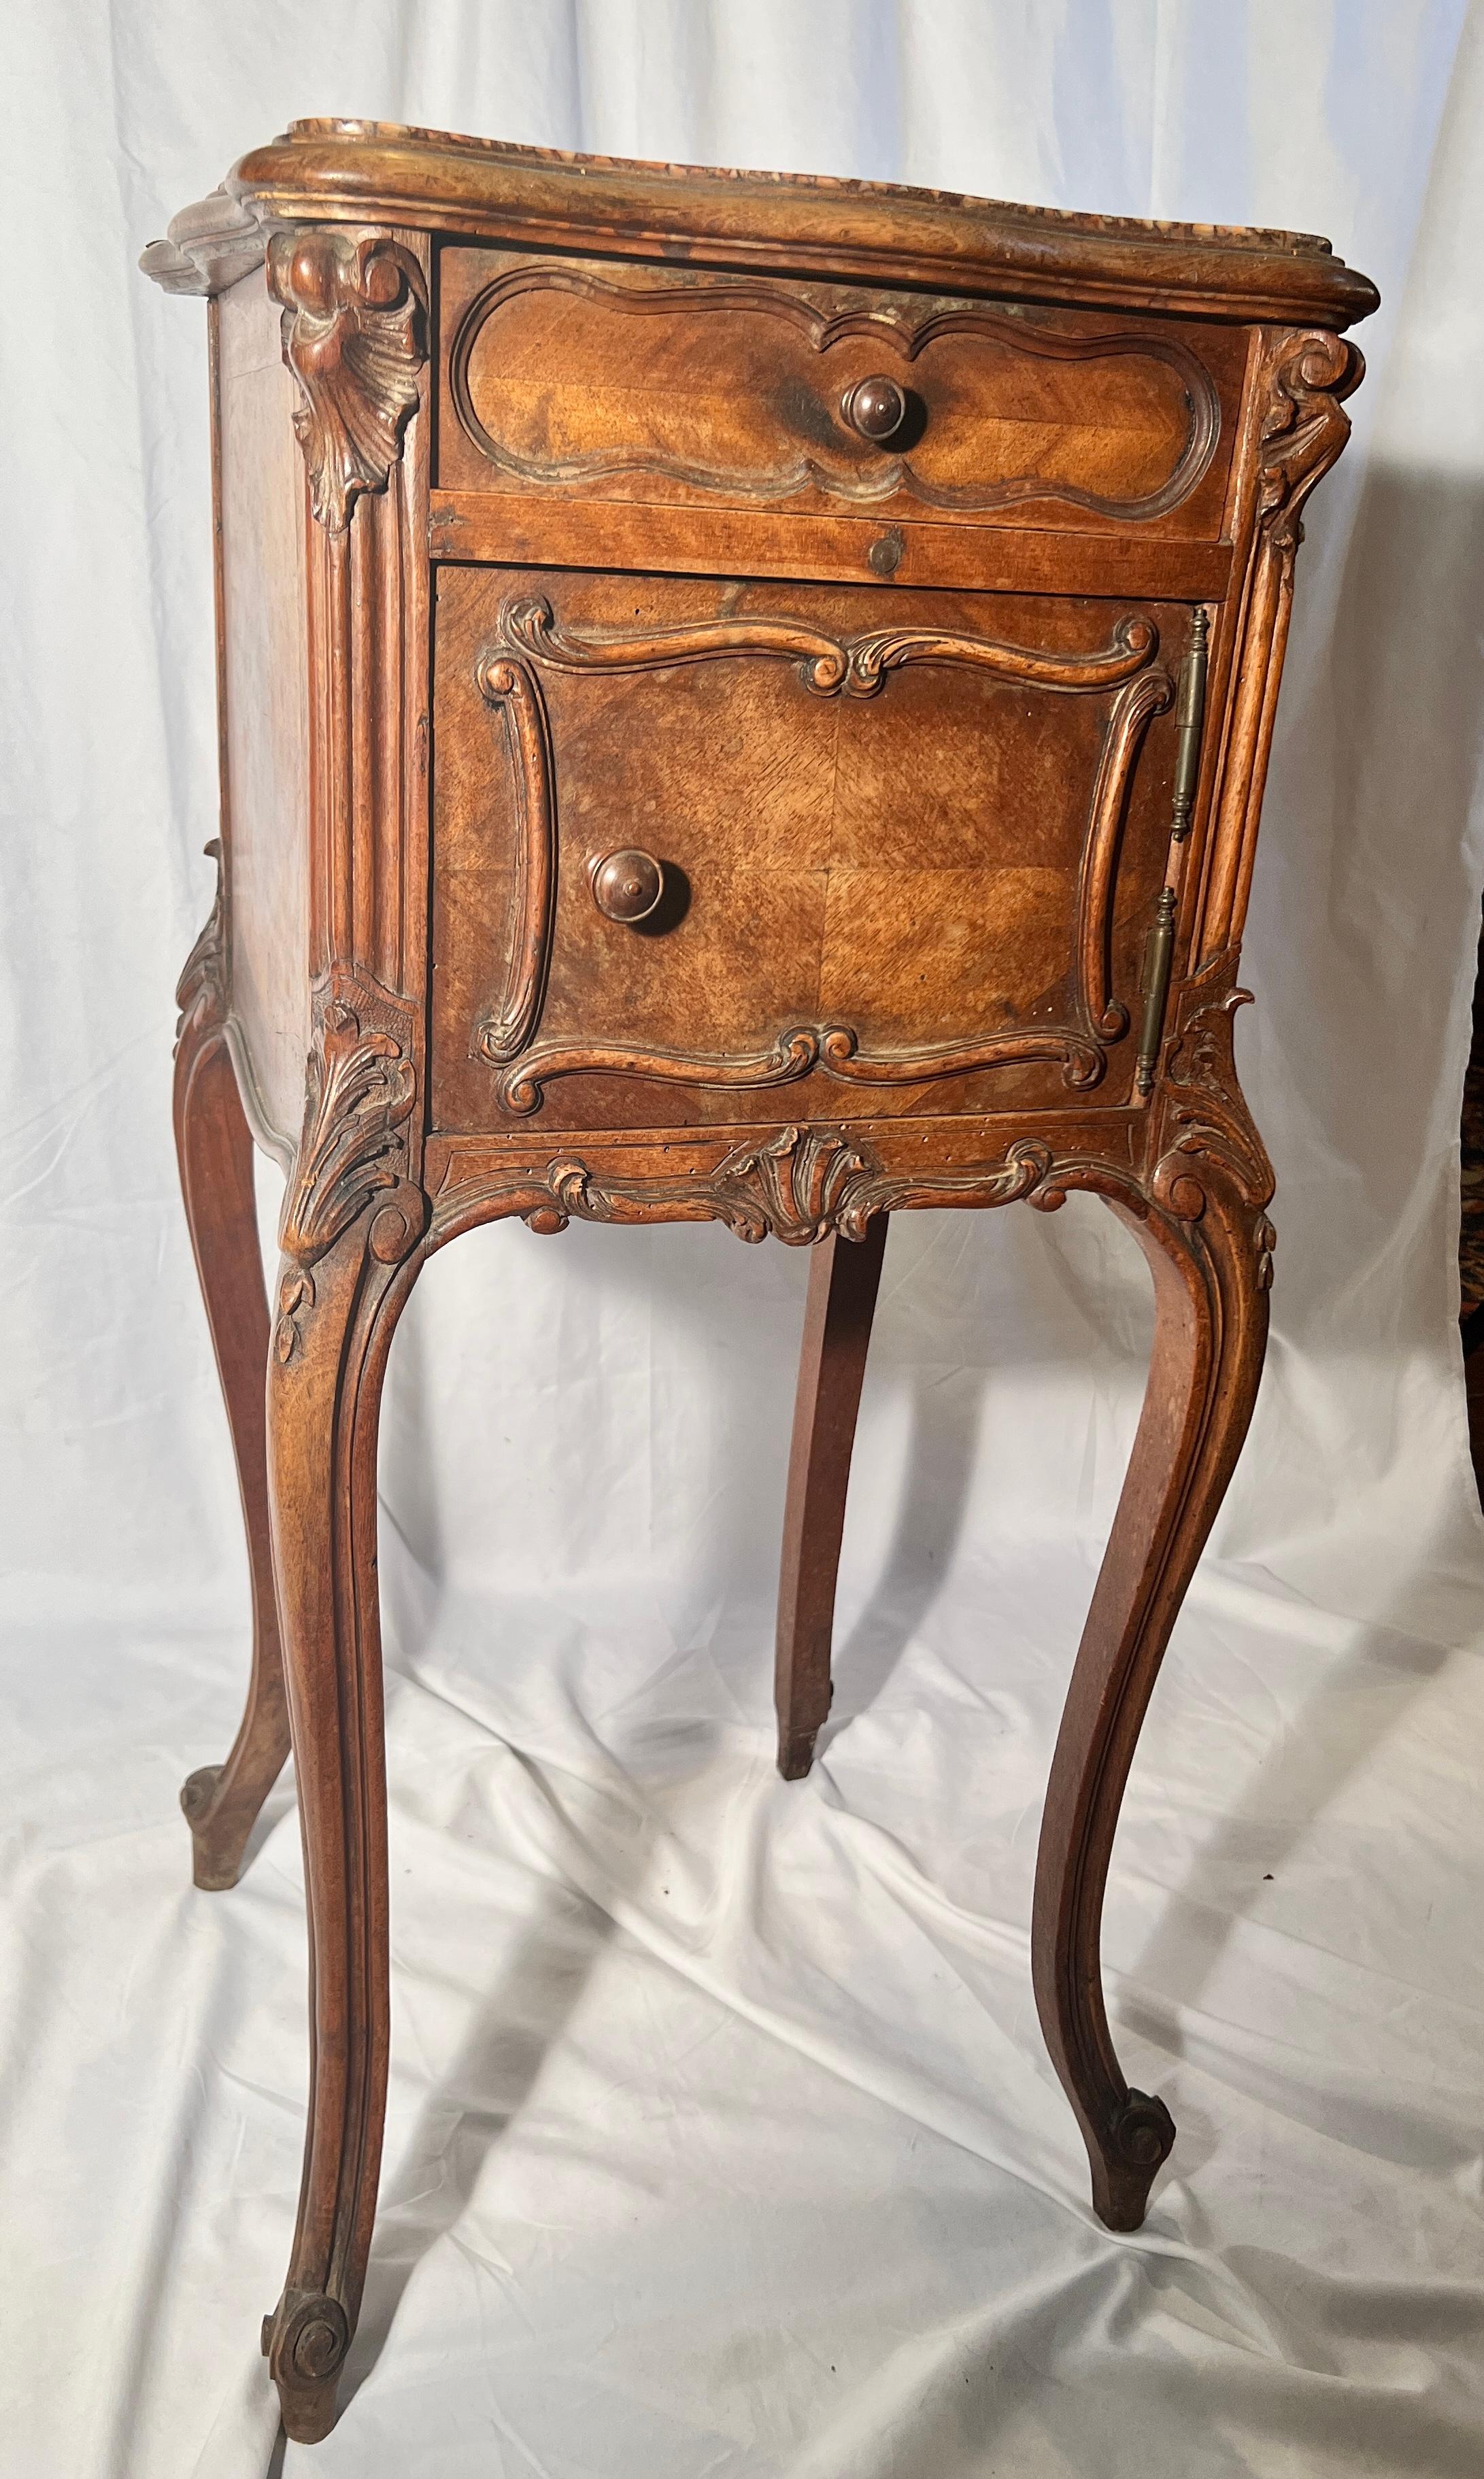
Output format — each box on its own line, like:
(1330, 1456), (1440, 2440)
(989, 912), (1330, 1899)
(465, 1124), (1058, 1247)
(450, 265), (1221, 521)
(269, 231), (426, 534)
(431, 1047), (1279, 1270)
(499, 594), (1158, 698)
(496, 1026), (822, 1111)
(1258, 330), (1364, 552)
(492, 1025), (1106, 1115)
(475, 598), (1170, 1111)
(174, 837), (226, 1051)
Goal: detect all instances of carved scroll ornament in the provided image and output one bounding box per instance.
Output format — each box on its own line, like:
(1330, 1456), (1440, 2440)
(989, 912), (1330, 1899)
(449, 1124), (1059, 1249)
(1258, 330), (1364, 552)
(1155, 951), (1277, 1283)
(499, 594), (1158, 699)
(471, 654), (556, 1063)
(269, 231), (426, 534)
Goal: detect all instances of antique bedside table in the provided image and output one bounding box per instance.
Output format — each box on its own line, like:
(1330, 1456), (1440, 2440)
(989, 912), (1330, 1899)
(142, 120), (1375, 2441)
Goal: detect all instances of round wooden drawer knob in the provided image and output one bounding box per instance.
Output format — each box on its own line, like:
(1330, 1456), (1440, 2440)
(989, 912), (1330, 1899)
(841, 373), (908, 443)
(591, 847), (664, 923)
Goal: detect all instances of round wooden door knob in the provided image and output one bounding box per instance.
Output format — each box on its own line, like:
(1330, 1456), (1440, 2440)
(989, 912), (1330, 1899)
(841, 373), (909, 443)
(591, 847), (664, 922)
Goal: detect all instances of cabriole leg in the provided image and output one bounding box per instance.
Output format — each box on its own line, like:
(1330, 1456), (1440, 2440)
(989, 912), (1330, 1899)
(258, 1202), (422, 2445)
(173, 871), (290, 1890)
(775, 1214), (889, 1778)
(1032, 1177), (1270, 2228)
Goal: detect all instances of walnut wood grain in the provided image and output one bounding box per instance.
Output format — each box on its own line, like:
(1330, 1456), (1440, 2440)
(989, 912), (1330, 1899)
(428, 488), (1235, 601)
(216, 265), (313, 1151)
(141, 122), (1375, 2435)
(433, 567), (1192, 1136)
(443, 254), (1231, 535)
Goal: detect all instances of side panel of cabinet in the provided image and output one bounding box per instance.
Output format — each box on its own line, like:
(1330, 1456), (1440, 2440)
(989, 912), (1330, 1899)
(216, 265), (311, 1153)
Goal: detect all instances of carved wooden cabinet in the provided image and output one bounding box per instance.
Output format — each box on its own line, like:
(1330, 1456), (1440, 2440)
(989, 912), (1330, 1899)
(143, 122), (1376, 2442)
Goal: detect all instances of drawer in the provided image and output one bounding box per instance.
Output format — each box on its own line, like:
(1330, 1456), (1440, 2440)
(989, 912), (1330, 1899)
(436, 248), (1247, 543)
(431, 566), (1198, 1137)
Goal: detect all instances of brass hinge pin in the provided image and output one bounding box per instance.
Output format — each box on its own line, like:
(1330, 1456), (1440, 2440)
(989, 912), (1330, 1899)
(1134, 608), (1210, 1098)
(1168, 604), (1209, 843)
(1135, 888), (1178, 1097)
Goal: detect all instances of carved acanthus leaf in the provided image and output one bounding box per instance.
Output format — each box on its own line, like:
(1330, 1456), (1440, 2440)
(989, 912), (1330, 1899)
(269, 231), (426, 534)
(280, 998), (417, 1268)
(1163, 961), (1255, 1104)
(175, 838), (226, 1051)
(1258, 331), (1364, 553)
(1150, 951), (1275, 1273)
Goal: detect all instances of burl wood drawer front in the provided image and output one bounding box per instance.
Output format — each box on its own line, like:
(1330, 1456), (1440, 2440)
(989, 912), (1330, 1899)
(431, 566), (1196, 1136)
(437, 248), (1247, 540)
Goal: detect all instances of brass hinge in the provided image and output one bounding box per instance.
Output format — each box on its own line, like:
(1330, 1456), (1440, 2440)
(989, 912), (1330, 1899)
(1135, 888), (1177, 1098)
(1168, 605), (1209, 844)
(1134, 609), (1209, 1098)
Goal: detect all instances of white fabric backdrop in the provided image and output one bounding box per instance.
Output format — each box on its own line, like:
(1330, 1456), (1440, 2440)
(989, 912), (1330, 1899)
(4, 4), (1484, 2472)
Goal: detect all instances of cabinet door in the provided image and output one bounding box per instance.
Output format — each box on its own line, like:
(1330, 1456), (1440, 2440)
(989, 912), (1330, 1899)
(431, 564), (1193, 1135)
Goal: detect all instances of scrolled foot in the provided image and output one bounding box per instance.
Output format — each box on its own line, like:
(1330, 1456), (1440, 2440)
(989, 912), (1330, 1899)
(263, 2290), (351, 2443)
(1088, 2088), (1176, 2231)
(180, 1764), (248, 1892)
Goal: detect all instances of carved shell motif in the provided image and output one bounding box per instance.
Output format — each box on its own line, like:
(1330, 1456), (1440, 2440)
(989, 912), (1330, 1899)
(524, 1126), (1058, 1247)
(269, 231), (426, 534)
(713, 1124), (869, 1243)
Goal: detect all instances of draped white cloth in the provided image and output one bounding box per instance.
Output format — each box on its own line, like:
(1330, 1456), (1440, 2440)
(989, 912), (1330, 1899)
(4, 5), (1484, 2472)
